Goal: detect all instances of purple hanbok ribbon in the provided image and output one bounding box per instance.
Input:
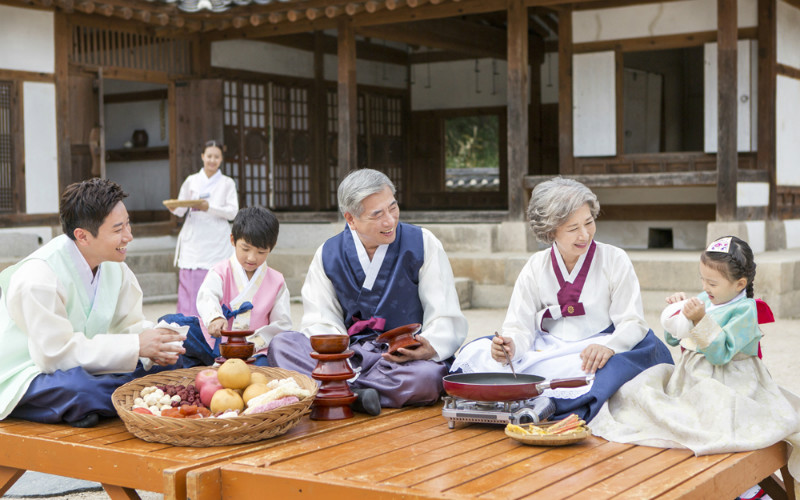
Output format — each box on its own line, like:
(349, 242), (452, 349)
(540, 241), (597, 331)
(347, 316), (386, 336)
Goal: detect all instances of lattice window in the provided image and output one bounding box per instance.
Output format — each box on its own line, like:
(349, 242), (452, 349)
(272, 84), (311, 210)
(0, 82), (14, 212)
(71, 24), (192, 74)
(223, 80), (270, 208)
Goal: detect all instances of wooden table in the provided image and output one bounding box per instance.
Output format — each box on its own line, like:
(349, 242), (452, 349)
(0, 411), (391, 500)
(186, 405), (797, 500)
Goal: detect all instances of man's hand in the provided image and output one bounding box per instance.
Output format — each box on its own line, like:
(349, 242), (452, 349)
(665, 292), (688, 304)
(580, 344), (614, 374)
(208, 317), (226, 338)
(139, 328), (185, 365)
(682, 297), (705, 324)
(491, 335), (516, 364)
(382, 335), (436, 363)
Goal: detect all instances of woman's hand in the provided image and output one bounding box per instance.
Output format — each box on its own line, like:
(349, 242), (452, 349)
(665, 292), (687, 304)
(382, 335), (436, 363)
(208, 317), (226, 338)
(580, 344), (614, 374)
(682, 297), (705, 324)
(491, 335), (516, 364)
(197, 199), (209, 211)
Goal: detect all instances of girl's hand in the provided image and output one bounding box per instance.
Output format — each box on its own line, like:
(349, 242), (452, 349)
(580, 344), (614, 374)
(491, 336), (516, 364)
(682, 297), (705, 324)
(666, 292), (687, 304)
(208, 317), (226, 338)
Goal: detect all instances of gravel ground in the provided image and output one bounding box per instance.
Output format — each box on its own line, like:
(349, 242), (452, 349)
(6, 302), (796, 499)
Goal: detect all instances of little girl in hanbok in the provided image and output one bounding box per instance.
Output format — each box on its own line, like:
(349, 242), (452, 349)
(591, 236), (800, 491)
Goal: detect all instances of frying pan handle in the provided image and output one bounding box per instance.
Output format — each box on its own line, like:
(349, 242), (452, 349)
(536, 374), (595, 391)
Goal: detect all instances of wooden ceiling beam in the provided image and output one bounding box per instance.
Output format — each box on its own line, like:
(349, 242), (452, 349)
(357, 17), (506, 59)
(263, 32), (409, 65)
(527, 14), (549, 39)
(530, 7), (558, 34)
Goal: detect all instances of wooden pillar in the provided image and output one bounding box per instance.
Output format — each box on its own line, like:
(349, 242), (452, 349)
(312, 31), (325, 210)
(529, 35), (544, 176)
(54, 12), (72, 192)
(337, 18), (358, 183)
(507, 0), (528, 220)
(557, 7), (574, 175)
(716, 0), (738, 221)
(758, 0), (777, 219)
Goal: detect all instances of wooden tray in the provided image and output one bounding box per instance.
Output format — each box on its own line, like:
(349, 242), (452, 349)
(505, 424), (591, 446)
(112, 366), (317, 447)
(163, 199), (204, 210)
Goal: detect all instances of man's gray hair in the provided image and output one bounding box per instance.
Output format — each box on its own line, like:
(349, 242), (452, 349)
(527, 177), (600, 244)
(337, 169), (396, 217)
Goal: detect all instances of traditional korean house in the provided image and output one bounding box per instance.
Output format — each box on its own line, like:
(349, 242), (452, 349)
(0, 0), (799, 254)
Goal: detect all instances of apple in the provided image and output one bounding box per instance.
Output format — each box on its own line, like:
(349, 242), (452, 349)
(200, 381), (224, 407)
(194, 368), (219, 392)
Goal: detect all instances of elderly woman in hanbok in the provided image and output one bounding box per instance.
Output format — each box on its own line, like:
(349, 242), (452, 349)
(451, 177), (673, 421)
(168, 140), (238, 317)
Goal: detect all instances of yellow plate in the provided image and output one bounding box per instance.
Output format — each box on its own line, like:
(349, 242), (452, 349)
(163, 199), (204, 210)
(505, 425), (591, 446)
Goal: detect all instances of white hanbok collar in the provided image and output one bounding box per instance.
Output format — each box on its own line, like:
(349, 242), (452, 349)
(190, 169), (223, 198)
(348, 226), (388, 291)
(229, 255), (267, 307)
(551, 243), (591, 283)
(707, 290), (746, 312)
(66, 237), (101, 304)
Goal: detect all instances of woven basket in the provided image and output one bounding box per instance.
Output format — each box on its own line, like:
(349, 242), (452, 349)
(112, 366), (317, 447)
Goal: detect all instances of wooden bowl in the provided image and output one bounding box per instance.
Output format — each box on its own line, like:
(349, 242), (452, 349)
(375, 323), (422, 354)
(220, 341), (255, 360)
(310, 334), (350, 354)
(220, 329), (254, 344)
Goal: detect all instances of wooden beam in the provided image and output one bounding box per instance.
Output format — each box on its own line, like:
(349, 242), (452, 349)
(777, 63), (800, 80)
(312, 31), (326, 211)
(103, 88), (168, 104)
(54, 12), (72, 196)
(507, 0), (528, 220)
(345, 3), (365, 15)
(574, 27), (758, 53)
(357, 18), (507, 59)
(716, 0), (738, 221)
(351, 0), (507, 27)
(758, 0), (777, 221)
(0, 68), (55, 83)
(261, 33), (408, 65)
(557, 6), (573, 175)
(524, 170), (768, 190)
(338, 17), (358, 179)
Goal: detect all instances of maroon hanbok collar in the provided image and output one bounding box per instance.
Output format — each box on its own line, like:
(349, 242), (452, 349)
(541, 241), (597, 329)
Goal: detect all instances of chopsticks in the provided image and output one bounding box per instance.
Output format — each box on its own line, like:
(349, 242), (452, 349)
(494, 331), (517, 378)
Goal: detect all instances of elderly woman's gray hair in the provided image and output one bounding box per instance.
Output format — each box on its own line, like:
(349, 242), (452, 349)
(527, 177), (600, 244)
(337, 168), (397, 217)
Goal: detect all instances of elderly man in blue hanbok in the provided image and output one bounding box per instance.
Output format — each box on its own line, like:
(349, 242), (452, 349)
(0, 179), (186, 428)
(268, 169), (468, 415)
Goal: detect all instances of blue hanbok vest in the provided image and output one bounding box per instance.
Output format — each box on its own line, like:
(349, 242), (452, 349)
(322, 222), (424, 342)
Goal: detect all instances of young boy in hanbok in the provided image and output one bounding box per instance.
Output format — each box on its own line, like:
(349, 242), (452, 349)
(591, 236), (800, 495)
(194, 206), (292, 366)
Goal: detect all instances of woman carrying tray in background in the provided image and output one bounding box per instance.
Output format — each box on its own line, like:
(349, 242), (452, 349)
(451, 177), (673, 422)
(166, 140), (239, 318)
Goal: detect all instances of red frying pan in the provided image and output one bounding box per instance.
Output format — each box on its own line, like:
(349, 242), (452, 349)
(442, 372), (594, 402)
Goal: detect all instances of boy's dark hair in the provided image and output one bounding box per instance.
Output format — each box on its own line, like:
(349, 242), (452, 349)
(60, 178), (128, 240)
(231, 206), (279, 250)
(701, 235), (756, 298)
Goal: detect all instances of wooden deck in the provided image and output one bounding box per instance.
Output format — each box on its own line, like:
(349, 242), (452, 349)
(186, 405), (796, 500)
(0, 411), (392, 500)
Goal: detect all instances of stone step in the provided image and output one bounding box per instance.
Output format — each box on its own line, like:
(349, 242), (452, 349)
(137, 272), (178, 304)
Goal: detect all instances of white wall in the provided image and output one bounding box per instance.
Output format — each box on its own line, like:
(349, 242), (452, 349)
(776, 75), (800, 185)
(541, 53), (559, 104)
(323, 54), (406, 89)
(777, 1), (800, 68)
(572, 0), (757, 44)
(411, 59), (513, 111)
(106, 161), (171, 211)
(0, 5), (54, 73)
(23, 82), (59, 214)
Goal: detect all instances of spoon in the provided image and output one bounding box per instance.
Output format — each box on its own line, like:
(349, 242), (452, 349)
(494, 331), (517, 379)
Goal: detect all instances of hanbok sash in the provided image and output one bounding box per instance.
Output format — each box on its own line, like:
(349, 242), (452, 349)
(541, 241), (597, 329)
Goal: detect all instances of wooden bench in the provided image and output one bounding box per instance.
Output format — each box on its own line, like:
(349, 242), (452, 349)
(185, 405), (798, 500)
(0, 411), (394, 500)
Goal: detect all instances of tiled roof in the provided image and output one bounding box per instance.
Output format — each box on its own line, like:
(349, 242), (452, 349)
(159, 0), (276, 13)
(445, 167), (500, 191)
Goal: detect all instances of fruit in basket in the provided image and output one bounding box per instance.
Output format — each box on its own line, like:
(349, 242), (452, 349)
(250, 372), (269, 385)
(217, 359), (251, 390)
(210, 388), (244, 414)
(242, 383), (269, 404)
(200, 381), (223, 407)
(195, 369), (220, 391)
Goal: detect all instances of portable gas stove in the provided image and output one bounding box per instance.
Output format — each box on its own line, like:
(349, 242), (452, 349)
(442, 395), (556, 429)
